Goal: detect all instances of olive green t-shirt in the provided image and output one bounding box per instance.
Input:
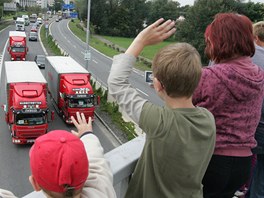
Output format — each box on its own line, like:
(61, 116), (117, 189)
(125, 102), (216, 198)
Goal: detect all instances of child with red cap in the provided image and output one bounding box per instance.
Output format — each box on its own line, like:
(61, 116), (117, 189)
(0, 112), (116, 198)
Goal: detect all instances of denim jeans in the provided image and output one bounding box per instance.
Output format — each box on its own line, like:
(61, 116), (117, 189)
(203, 155), (252, 198)
(246, 154), (264, 198)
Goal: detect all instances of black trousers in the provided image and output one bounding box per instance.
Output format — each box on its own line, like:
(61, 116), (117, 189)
(203, 155), (252, 198)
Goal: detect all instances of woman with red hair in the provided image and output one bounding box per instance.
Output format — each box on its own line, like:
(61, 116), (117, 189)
(193, 13), (264, 198)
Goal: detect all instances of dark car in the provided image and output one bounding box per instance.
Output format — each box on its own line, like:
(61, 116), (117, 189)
(29, 31), (38, 41)
(34, 55), (45, 69)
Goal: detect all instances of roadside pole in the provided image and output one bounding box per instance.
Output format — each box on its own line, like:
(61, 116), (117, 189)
(84, 0), (91, 70)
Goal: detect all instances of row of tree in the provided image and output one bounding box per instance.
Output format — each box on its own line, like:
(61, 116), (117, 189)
(75, 0), (264, 64)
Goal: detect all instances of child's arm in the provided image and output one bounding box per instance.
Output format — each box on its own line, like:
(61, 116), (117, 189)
(108, 19), (175, 124)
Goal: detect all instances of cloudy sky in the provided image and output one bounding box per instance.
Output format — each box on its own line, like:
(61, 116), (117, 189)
(177, 0), (264, 6)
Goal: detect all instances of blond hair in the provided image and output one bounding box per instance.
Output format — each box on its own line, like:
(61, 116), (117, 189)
(152, 43), (202, 98)
(253, 21), (264, 42)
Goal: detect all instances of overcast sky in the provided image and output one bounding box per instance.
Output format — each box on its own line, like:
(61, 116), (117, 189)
(177, 0), (264, 6)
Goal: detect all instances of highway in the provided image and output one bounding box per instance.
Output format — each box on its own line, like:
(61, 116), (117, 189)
(0, 22), (120, 197)
(49, 19), (163, 105)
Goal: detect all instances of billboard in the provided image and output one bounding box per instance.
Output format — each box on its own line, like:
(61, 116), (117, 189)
(62, 4), (75, 10)
(4, 3), (17, 11)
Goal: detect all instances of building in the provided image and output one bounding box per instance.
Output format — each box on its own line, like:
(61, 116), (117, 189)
(14, 0), (37, 7)
(36, 0), (47, 8)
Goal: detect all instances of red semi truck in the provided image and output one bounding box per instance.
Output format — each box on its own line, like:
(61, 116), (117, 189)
(8, 31), (28, 61)
(2, 61), (54, 144)
(45, 56), (99, 124)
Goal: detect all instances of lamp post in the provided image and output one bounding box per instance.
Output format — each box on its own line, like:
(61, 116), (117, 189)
(84, 0), (91, 70)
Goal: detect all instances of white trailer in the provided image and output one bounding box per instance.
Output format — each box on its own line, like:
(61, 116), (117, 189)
(15, 17), (25, 31)
(45, 56), (89, 104)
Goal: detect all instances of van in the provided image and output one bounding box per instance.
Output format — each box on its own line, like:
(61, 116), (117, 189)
(29, 31), (38, 41)
(37, 18), (42, 24)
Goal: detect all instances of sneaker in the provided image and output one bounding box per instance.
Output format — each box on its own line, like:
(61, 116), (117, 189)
(234, 190), (245, 197)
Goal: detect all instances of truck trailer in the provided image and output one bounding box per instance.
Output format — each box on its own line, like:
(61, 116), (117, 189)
(45, 56), (99, 124)
(3, 61), (54, 144)
(8, 31), (28, 61)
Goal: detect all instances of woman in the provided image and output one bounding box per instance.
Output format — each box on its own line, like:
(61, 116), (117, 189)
(192, 13), (264, 198)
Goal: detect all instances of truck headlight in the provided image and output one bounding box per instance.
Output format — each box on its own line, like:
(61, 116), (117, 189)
(22, 58), (25, 61)
(11, 58), (14, 60)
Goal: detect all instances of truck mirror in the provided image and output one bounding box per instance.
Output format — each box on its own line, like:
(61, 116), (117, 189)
(51, 110), (55, 121)
(8, 47), (10, 52)
(27, 47), (29, 52)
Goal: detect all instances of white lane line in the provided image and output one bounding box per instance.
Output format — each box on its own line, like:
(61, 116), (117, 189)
(92, 59), (98, 64)
(0, 39), (9, 79)
(136, 88), (149, 97)
(73, 45), (77, 48)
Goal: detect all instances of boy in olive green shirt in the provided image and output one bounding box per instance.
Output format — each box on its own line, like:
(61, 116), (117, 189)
(108, 18), (216, 198)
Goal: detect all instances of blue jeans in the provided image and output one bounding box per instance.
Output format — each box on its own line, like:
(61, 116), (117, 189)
(246, 154), (264, 198)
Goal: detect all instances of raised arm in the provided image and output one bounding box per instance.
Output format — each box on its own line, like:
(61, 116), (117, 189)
(107, 19), (176, 123)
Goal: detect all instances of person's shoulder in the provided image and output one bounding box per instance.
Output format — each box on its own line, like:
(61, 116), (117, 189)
(196, 107), (215, 121)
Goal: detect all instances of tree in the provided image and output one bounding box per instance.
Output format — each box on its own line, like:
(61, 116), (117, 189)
(146, 0), (180, 25)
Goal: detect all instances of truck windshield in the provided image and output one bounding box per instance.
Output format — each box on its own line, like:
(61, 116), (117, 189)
(16, 113), (46, 125)
(11, 47), (25, 53)
(68, 98), (94, 108)
(16, 21), (24, 25)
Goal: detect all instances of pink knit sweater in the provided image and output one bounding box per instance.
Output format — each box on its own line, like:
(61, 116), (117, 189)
(193, 56), (264, 156)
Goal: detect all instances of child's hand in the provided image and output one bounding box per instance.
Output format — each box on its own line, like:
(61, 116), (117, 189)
(71, 112), (93, 138)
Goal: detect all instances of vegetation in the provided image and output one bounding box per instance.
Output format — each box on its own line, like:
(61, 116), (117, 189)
(92, 83), (136, 140)
(75, 0), (264, 64)
(40, 25), (63, 56)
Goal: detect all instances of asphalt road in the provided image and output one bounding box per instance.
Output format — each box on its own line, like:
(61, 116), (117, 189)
(0, 22), (120, 197)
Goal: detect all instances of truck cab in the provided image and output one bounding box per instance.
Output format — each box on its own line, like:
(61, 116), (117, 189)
(3, 61), (54, 144)
(8, 31), (28, 61)
(15, 17), (25, 31)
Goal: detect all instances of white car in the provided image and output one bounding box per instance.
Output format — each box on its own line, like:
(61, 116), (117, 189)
(37, 18), (42, 24)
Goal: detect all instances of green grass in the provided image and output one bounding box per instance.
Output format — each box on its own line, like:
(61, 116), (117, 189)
(68, 19), (175, 70)
(103, 35), (175, 60)
(40, 25), (62, 55)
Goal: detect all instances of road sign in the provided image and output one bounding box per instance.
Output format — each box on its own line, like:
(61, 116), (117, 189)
(4, 3), (16, 11)
(84, 50), (91, 61)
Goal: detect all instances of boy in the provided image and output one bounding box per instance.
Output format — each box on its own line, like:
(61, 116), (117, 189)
(107, 18), (216, 197)
(0, 112), (116, 198)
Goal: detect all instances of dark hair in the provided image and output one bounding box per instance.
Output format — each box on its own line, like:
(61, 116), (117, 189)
(204, 13), (255, 63)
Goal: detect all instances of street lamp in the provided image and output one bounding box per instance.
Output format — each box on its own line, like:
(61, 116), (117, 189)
(84, 0), (91, 70)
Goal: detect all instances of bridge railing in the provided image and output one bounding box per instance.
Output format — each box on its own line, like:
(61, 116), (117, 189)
(23, 135), (145, 198)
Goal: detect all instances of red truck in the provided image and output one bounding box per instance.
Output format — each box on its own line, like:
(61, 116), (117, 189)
(8, 31), (28, 61)
(45, 56), (99, 124)
(2, 61), (54, 144)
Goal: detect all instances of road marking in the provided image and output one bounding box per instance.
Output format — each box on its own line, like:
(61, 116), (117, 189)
(136, 88), (149, 97)
(73, 45), (76, 48)
(92, 59), (98, 64)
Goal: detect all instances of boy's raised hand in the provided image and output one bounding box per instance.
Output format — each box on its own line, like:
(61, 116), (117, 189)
(126, 18), (176, 57)
(71, 112), (93, 138)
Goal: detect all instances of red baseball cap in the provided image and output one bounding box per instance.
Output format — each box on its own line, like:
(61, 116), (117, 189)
(29, 130), (89, 192)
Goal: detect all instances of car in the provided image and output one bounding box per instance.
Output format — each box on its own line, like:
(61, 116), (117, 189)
(34, 55), (46, 69)
(29, 31), (38, 41)
(30, 25), (38, 32)
(55, 18), (59, 22)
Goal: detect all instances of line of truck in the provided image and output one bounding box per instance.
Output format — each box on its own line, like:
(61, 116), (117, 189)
(3, 56), (99, 144)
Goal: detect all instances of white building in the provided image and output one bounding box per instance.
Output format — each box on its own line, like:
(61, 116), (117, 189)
(14, 0), (37, 7)
(36, 0), (47, 8)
